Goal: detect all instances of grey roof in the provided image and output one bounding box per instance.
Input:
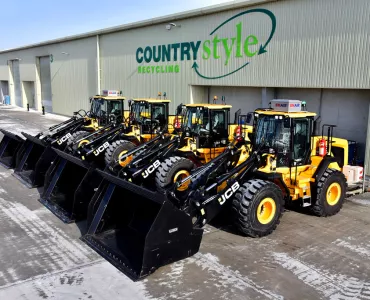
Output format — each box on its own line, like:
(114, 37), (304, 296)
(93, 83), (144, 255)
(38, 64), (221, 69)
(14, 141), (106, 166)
(0, 0), (277, 54)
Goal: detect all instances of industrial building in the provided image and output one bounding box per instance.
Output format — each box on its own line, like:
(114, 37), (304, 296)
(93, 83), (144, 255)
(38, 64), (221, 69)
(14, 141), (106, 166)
(0, 0), (369, 171)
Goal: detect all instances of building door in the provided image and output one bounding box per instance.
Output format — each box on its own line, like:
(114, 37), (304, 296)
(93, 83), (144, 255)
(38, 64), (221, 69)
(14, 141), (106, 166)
(0, 81), (8, 103)
(39, 56), (52, 112)
(23, 81), (35, 108)
(12, 60), (22, 107)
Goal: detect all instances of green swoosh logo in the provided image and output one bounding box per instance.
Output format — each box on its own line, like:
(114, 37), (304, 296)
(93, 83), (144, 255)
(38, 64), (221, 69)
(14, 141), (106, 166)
(193, 8), (276, 79)
(192, 62), (250, 80)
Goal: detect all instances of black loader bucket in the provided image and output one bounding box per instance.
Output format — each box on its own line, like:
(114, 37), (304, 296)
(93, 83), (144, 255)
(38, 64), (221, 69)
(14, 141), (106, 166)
(0, 129), (25, 169)
(13, 132), (57, 188)
(81, 169), (203, 281)
(40, 148), (103, 224)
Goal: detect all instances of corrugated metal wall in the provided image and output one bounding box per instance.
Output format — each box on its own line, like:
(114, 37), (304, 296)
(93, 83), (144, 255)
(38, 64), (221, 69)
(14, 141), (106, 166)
(0, 37), (97, 115)
(277, 88), (370, 160)
(99, 0), (370, 111)
(0, 0), (369, 114)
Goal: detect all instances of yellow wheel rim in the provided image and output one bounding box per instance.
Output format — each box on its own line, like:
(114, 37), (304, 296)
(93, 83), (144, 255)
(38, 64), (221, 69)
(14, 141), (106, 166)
(118, 150), (133, 167)
(174, 170), (190, 192)
(78, 139), (89, 148)
(326, 182), (341, 206)
(257, 198), (276, 225)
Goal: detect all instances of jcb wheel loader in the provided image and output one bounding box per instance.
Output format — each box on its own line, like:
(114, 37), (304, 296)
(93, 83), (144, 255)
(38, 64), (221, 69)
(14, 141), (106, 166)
(9, 95), (126, 188)
(81, 99), (349, 280)
(173, 100), (348, 238)
(39, 98), (177, 223)
(76, 103), (252, 280)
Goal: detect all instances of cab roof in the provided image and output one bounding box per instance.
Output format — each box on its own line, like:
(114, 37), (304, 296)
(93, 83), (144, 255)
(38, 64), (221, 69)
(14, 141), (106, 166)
(186, 103), (232, 109)
(93, 95), (126, 100)
(132, 98), (171, 103)
(255, 109), (317, 118)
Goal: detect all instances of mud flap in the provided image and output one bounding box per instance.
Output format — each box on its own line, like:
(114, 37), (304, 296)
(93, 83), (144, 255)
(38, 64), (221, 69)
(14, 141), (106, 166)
(0, 129), (25, 169)
(81, 170), (203, 281)
(40, 148), (103, 223)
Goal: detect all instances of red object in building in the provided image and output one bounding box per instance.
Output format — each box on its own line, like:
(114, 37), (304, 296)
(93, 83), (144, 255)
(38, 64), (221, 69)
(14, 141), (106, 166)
(318, 138), (327, 157)
(174, 117), (181, 129)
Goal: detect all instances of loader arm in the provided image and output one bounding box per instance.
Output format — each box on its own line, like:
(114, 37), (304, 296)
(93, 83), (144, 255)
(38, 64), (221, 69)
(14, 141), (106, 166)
(175, 138), (245, 192)
(79, 124), (126, 159)
(115, 128), (170, 167)
(47, 116), (79, 132)
(68, 123), (117, 151)
(49, 118), (86, 145)
(187, 149), (264, 227)
(129, 135), (179, 169)
(125, 136), (181, 182)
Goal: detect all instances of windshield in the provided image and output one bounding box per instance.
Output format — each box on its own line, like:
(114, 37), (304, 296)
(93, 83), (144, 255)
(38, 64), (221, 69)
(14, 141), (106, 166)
(90, 99), (123, 117)
(130, 101), (150, 123)
(183, 106), (210, 135)
(255, 115), (290, 151)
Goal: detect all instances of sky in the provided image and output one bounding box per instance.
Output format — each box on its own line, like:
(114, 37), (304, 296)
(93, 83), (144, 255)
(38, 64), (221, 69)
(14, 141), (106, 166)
(0, 0), (234, 50)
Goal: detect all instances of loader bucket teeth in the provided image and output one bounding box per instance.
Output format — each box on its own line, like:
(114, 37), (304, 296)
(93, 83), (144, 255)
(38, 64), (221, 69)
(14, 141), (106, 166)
(40, 148), (103, 224)
(81, 170), (203, 281)
(13, 132), (58, 188)
(0, 130), (25, 169)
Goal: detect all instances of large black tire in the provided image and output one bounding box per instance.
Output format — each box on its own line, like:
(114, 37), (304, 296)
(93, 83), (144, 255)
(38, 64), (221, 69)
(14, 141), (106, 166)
(155, 156), (194, 194)
(67, 130), (90, 151)
(104, 139), (135, 166)
(232, 179), (284, 238)
(310, 168), (347, 217)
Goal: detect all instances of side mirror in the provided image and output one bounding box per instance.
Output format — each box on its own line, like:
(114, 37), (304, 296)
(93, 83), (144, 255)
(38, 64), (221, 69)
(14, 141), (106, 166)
(284, 118), (291, 129)
(246, 113), (253, 124)
(176, 104), (183, 115)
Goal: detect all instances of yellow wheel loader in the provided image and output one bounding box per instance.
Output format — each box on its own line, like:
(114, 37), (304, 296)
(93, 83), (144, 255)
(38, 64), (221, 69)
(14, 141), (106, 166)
(78, 103), (253, 280)
(39, 98), (180, 223)
(170, 99), (348, 237)
(9, 95), (126, 188)
(81, 99), (349, 280)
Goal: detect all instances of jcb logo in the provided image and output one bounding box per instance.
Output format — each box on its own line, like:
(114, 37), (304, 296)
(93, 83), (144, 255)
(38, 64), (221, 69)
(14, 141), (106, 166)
(57, 133), (72, 145)
(142, 160), (161, 178)
(218, 182), (240, 205)
(93, 142), (110, 156)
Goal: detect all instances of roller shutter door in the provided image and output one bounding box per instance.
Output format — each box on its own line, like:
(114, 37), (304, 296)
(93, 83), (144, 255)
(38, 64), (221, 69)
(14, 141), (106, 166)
(40, 56), (52, 113)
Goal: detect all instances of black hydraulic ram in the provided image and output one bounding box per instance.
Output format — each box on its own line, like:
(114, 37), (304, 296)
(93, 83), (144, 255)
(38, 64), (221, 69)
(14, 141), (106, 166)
(75, 123), (126, 165)
(121, 135), (180, 184)
(187, 150), (262, 227)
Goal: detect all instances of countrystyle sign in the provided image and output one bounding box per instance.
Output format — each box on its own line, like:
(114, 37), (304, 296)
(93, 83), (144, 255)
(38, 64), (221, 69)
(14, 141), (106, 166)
(135, 8), (276, 79)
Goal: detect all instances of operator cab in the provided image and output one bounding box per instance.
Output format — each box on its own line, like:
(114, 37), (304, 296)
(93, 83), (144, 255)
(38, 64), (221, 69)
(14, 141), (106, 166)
(253, 100), (316, 168)
(183, 104), (231, 148)
(129, 99), (170, 134)
(90, 95), (125, 126)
